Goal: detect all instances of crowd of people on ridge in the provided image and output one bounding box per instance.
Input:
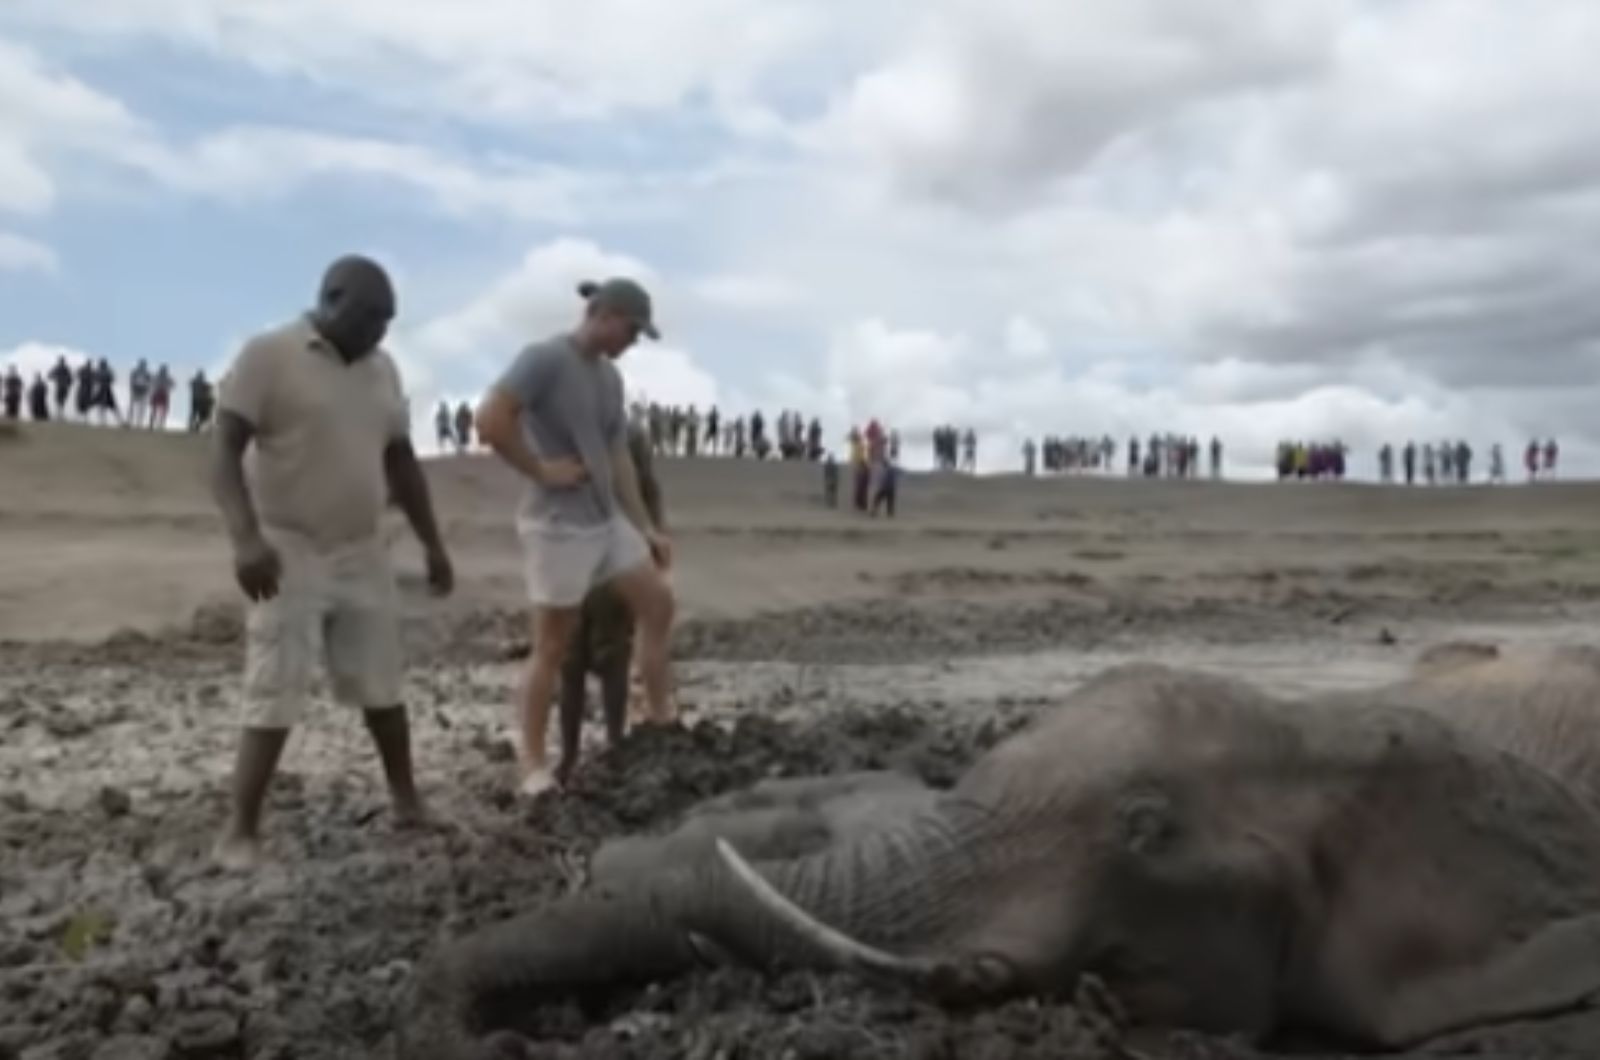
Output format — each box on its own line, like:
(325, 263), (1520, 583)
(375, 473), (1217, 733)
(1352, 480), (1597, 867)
(1276, 440), (1348, 480)
(10, 350), (1574, 496)
(821, 418), (902, 518)
(631, 405), (828, 461)
(3, 355), (217, 431)
(1030, 435), (1112, 474)
(435, 398), (839, 467)
(1376, 439), (1559, 485)
(1020, 434), (1222, 479)
(932, 425), (978, 472)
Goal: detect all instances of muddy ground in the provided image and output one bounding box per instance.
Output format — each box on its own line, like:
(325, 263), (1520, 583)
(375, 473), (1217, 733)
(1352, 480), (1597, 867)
(6, 428), (1600, 1057)
(6, 601), (1600, 1060)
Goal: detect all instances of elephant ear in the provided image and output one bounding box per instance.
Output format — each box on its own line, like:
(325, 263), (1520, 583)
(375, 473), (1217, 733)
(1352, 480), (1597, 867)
(1116, 790), (1178, 856)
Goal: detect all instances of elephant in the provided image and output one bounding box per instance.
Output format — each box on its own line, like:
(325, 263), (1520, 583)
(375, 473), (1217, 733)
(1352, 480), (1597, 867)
(394, 641), (1600, 1058)
(588, 770), (939, 884)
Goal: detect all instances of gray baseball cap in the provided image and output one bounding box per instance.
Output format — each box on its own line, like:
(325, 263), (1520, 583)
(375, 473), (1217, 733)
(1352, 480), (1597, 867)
(578, 277), (660, 340)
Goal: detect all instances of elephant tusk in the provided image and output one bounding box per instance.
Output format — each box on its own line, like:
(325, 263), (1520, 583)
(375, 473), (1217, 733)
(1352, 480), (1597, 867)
(714, 837), (935, 980)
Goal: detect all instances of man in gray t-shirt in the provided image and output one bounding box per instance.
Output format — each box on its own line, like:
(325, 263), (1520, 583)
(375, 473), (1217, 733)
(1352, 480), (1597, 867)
(476, 277), (677, 796)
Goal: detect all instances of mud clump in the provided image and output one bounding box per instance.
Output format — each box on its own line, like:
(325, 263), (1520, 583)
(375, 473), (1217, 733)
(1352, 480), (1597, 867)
(498, 969), (1137, 1059)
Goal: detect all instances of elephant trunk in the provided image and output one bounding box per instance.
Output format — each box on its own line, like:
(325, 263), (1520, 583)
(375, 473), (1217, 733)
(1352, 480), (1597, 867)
(394, 805), (987, 1057)
(393, 879), (704, 1060)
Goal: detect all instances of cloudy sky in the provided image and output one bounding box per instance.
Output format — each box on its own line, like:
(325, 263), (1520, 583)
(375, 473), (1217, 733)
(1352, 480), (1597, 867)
(2, 1), (1596, 478)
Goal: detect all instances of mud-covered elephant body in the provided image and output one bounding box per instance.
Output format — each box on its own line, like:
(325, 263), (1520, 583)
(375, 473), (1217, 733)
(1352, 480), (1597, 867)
(396, 643), (1600, 1058)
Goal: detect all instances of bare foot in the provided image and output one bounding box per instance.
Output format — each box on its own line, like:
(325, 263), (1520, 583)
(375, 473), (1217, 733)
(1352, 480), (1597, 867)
(212, 831), (265, 871)
(518, 765), (559, 799)
(639, 704), (679, 727)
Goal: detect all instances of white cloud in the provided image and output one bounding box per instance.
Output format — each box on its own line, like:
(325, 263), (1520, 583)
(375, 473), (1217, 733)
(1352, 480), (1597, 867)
(9, 1), (1600, 479)
(0, 231), (55, 273)
(690, 273), (806, 313)
(0, 139), (55, 215)
(804, 0), (1335, 210)
(0, 42), (740, 227)
(1, 0), (858, 129)
(1, 340), (92, 378)
(137, 127), (588, 222)
(0, 38), (148, 216)
(1003, 315), (1049, 361)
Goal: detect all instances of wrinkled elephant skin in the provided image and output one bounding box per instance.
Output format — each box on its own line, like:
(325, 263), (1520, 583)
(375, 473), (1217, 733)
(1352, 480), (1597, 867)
(394, 642), (1600, 1057)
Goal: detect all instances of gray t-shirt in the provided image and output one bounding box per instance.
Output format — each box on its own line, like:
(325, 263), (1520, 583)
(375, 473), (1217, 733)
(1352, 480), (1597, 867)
(495, 333), (625, 529)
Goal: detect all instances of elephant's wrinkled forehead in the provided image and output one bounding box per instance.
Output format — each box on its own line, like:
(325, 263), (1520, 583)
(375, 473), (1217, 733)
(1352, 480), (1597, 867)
(958, 665), (1306, 803)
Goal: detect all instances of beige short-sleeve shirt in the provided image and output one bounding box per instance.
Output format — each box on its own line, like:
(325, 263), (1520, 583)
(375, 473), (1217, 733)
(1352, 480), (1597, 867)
(217, 315), (409, 549)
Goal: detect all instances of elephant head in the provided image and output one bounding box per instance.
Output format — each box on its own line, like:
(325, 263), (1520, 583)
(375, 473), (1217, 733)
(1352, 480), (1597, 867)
(394, 665), (1306, 1057)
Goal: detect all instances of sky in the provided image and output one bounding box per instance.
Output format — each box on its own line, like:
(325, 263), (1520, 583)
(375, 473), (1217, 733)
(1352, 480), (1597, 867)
(2, 0), (1598, 479)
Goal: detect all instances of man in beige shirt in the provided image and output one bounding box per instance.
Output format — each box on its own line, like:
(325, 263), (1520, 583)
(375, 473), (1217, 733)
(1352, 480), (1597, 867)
(210, 254), (453, 870)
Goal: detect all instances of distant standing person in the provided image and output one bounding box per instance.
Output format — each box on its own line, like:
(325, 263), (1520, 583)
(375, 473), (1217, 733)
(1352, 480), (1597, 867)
(434, 400), (453, 453)
(93, 359), (119, 426)
(28, 373), (49, 421)
(475, 277), (677, 797)
(870, 452), (899, 518)
(453, 401), (473, 451)
(128, 359), (152, 427)
(189, 370), (214, 431)
(149, 364), (173, 429)
(74, 359), (94, 420)
(209, 254), (454, 869)
(49, 356), (72, 417)
(2, 366), (20, 419)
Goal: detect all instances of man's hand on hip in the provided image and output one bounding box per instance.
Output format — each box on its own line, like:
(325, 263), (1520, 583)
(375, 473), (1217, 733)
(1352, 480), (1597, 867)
(535, 456), (588, 488)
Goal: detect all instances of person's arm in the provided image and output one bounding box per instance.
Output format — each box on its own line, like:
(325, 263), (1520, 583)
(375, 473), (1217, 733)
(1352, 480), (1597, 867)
(612, 437), (657, 535)
(384, 439), (445, 552)
(210, 343), (271, 550)
(628, 426), (666, 530)
(476, 387), (549, 482)
(210, 411), (264, 548)
(474, 346), (580, 486)
(210, 343), (283, 599)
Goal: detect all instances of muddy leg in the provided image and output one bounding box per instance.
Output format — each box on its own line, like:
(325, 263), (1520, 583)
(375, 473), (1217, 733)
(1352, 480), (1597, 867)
(599, 648), (631, 748)
(364, 705), (426, 826)
(215, 727), (289, 869)
(608, 565), (675, 726)
(517, 608), (579, 794)
(556, 636), (589, 788)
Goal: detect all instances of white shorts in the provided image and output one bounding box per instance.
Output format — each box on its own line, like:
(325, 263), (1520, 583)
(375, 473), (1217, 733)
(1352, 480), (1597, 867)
(516, 513), (651, 609)
(240, 528), (403, 728)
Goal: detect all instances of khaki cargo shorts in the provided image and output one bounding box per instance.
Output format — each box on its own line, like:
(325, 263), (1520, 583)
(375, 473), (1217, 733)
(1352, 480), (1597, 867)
(240, 528), (402, 728)
(515, 513), (651, 609)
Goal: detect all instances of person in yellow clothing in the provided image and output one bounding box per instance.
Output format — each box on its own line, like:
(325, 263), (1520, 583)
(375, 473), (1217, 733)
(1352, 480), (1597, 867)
(848, 428), (869, 511)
